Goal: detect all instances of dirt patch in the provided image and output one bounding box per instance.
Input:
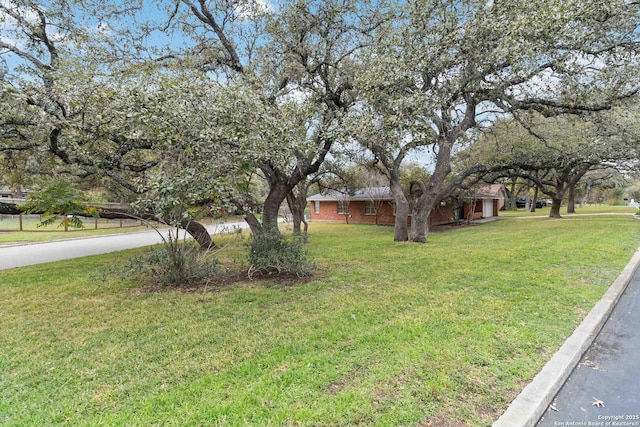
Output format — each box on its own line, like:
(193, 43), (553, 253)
(326, 379), (348, 395)
(325, 365), (367, 395)
(419, 415), (460, 427)
(134, 269), (318, 294)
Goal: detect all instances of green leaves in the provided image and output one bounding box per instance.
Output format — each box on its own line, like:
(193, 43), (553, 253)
(18, 178), (95, 229)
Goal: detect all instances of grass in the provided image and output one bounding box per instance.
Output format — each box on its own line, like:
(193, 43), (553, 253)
(0, 216), (149, 245)
(1, 215), (640, 426)
(499, 203), (636, 217)
(0, 215), (245, 245)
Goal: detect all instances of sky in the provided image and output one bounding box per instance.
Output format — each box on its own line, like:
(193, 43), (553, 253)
(3, 0), (635, 168)
(0, 0), (270, 75)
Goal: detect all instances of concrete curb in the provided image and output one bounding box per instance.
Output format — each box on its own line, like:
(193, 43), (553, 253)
(493, 248), (640, 427)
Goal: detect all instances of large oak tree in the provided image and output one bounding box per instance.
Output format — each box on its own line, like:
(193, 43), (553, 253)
(350, 0), (640, 242)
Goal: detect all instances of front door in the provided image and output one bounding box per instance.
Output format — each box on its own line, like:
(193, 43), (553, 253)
(482, 199), (493, 218)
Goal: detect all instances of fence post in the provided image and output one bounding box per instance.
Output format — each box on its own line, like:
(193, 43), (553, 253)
(95, 218), (98, 230)
(120, 218), (123, 228)
(19, 214), (23, 231)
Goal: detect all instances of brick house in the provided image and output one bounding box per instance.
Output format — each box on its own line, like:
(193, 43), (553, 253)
(307, 184), (505, 226)
(474, 183), (507, 216)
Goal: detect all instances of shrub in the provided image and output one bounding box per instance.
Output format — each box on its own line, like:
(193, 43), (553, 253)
(125, 239), (220, 287)
(247, 229), (315, 279)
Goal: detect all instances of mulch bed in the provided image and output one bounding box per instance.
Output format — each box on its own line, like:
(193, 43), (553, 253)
(136, 269), (317, 294)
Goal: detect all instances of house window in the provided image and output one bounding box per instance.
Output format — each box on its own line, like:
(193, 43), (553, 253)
(337, 201), (349, 214)
(314, 201), (320, 214)
(364, 201), (376, 215)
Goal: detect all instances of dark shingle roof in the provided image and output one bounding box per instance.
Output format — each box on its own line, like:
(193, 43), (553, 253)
(308, 186), (392, 202)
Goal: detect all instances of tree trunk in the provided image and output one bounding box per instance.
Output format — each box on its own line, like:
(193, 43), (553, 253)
(286, 192), (303, 235)
(408, 137), (452, 243)
(244, 212), (264, 236)
(409, 137), (456, 243)
(180, 219), (216, 250)
(409, 181), (432, 243)
(292, 210), (302, 232)
(259, 181), (291, 236)
(508, 181), (518, 210)
(390, 182), (409, 242)
(580, 183), (591, 208)
(567, 183), (577, 214)
(546, 168), (591, 218)
(530, 185), (539, 212)
(549, 198), (563, 218)
(410, 199), (430, 243)
(286, 182), (311, 235)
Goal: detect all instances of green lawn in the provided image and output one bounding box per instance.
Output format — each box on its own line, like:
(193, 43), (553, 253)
(499, 203), (636, 217)
(1, 216), (639, 426)
(0, 215), (245, 245)
(0, 216), (150, 245)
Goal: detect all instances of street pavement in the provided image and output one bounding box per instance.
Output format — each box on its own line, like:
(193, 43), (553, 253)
(0, 221), (248, 270)
(536, 262), (640, 425)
